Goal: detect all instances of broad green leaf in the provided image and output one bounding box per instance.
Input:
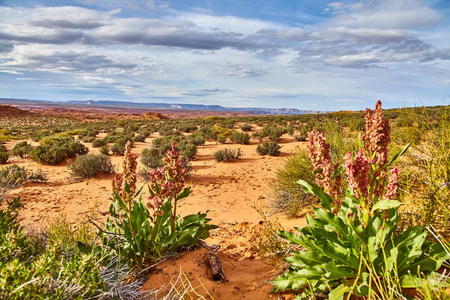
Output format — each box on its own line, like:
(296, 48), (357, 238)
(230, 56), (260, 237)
(297, 179), (333, 211)
(314, 208), (350, 243)
(278, 230), (302, 245)
(371, 200), (402, 213)
(176, 187), (191, 200)
(329, 284), (351, 300)
(324, 261), (355, 280)
(399, 243), (449, 275)
(285, 250), (329, 268)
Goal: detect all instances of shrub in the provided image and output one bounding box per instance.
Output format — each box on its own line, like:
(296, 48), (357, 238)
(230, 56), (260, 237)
(189, 134), (206, 146)
(92, 138), (107, 148)
(99, 145), (109, 156)
(256, 141), (281, 156)
(217, 134), (227, 144)
(0, 145), (8, 164)
(133, 134), (146, 143)
(272, 101), (449, 299)
(0, 164), (46, 188)
(213, 148), (242, 162)
(230, 131), (250, 145)
(270, 150), (315, 217)
(111, 137), (133, 155)
(0, 197), (107, 299)
(141, 148), (164, 169)
(69, 154), (115, 179)
(11, 141), (32, 158)
(30, 136), (88, 165)
(240, 123), (252, 132)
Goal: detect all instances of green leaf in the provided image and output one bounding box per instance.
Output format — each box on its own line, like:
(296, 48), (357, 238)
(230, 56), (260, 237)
(176, 187), (191, 200)
(278, 230), (303, 245)
(297, 179), (333, 211)
(385, 142), (411, 168)
(371, 200), (402, 213)
(314, 208), (350, 243)
(285, 250), (329, 268)
(329, 284), (351, 300)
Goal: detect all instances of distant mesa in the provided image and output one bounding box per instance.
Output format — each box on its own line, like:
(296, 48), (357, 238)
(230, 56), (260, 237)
(142, 111), (168, 119)
(0, 105), (34, 117)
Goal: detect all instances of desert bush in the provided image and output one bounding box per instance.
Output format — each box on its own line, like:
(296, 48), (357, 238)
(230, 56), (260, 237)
(217, 134), (227, 144)
(261, 124), (286, 142)
(92, 138), (107, 148)
(69, 154), (115, 179)
(11, 141), (32, 158)
(240, 123), (252, 132)
(272, 101), (449, 299)
(213, 148), (242, 162)
(189, 133), (206, 146)
(0, 197), (107, 299)
(270, 150), (315, 217)
(256, 141), (281, 156)
(0, 145), (8, 164)
(230, 131), (251, 145)
(99, 145), (109, 156)
(80, 142), (217, 267)
(141, 148), (164, 169)
(30, 136), (88, 165)
(111, 137), (133, 155)
(0, 164), (46, 188)
(133, 134), (146, 143)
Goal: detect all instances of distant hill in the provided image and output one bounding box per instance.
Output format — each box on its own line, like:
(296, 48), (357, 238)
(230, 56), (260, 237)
(0, 98), (315, 115)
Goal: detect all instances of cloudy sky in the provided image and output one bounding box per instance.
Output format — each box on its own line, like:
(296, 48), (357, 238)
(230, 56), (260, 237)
(0, 0), (449, 111)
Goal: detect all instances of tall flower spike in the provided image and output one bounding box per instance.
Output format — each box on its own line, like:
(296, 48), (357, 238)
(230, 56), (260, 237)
(384, 167), (399, 200)
(122, 141), (138, 201)
(345, 149), (370, 200)
(308, 130), (332, 192)
(362, 100), (391, 165)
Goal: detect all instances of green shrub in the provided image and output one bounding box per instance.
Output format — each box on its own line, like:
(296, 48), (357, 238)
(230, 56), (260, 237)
(240, 123), (252, 132)
(69, 154), (115, 179)
(189, 134), (206, 146)
(270, 150), (315, 217)
(217, 134), (227, 144)
(111, 137), (133, 155)
(0, 197), (107, 299)
(133, 134), (146, 143)
(141, 148), (164, 169)
(213, 148), (242, 162)
(256, 141), (281, 156)
(0, 145), (8, 164)
(11, 141), (32, 158)
(30, 136), (89, 165)
(230, 131), (250, 145)
(99, 145), (109, 156)
(91, 138), (107, 148)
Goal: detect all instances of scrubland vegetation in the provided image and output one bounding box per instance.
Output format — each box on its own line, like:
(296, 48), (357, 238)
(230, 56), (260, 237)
(0, 103), (449, 299)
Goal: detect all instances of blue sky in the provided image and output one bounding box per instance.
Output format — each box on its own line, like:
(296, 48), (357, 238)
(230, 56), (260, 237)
(0, 0), (449, 111)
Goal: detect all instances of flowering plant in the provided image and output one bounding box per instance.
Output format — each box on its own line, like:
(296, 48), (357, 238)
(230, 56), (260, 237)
(272, 101), (449, 299)
(84, 141), (217, 267)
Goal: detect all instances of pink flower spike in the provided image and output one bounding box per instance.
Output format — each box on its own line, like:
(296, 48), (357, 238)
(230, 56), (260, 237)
(385, 167), (399, 200)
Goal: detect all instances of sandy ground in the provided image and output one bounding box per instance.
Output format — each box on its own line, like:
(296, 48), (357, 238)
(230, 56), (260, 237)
(3, 134), (308, 299)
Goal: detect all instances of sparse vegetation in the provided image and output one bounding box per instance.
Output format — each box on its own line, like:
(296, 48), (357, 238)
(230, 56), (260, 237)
(69, 154), (115, 179)
(213, 148), (242, 162)
(256, 141), (281, 156)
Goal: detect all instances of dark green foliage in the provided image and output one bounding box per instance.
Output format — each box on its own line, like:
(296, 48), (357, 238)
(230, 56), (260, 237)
(111, 137), (133, 155)
(217, 134), (227, 144)
(240, 123), (252, 132)
(213, 148), (242, 162)
(91, 138), (107, 148)
(69, 154), (115, 179)
(0, 197), (106, 299)
(189, 133), (206, 146)
(230, 131), (251, 145)
(29, 136), (88, 165)
(141, 148), (164, 169)
(256, 141), (281, 156)
(99, 145), (109, 156)
(11, 141), (32, 158)
(0, 145), (8, 164)
(133, 134), (146, 143)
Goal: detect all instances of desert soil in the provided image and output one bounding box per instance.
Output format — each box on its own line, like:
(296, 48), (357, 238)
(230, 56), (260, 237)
(2, 111), (308, 299)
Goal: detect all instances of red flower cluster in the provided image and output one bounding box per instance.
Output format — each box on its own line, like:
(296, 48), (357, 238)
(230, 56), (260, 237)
(112, 141), (138, 206)
(147, 142), (187, 214)
(308, 130), (341, 201)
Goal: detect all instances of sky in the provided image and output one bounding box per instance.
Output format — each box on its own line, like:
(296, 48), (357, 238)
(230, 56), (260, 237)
(0, 0), (449, 111)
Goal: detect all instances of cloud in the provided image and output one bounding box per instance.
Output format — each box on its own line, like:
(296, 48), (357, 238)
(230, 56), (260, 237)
(325, 0), (442, 30)
(181, 88), (230, 97)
